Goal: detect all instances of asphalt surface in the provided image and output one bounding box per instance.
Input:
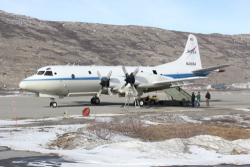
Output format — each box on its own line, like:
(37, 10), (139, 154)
(0, 90), (250, 119)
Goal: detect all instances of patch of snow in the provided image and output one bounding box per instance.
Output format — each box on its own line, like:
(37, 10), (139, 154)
(201, 117), (211, 121)
(221, 92), (232, 95)
(235, 108), (250, 112)
(179, 115), (202, 124)
(1, 116), (250, 166)
(143, 120), (163, 125)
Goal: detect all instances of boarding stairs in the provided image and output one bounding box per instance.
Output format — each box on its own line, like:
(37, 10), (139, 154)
(164, 87), (191, 102)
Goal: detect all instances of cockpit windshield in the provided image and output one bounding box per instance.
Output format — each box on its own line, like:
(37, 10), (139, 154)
(37, 71), (45, 75)
(44, 71), (53, 76)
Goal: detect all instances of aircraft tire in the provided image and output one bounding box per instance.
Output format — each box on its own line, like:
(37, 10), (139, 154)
(91, 98), (94, 104)
(139, 100), (144, 107)
(50, 102), (53, 107)
(150, 100), (155, 105)
(52, 102), (57, 108)
(94, 98), (100, 104)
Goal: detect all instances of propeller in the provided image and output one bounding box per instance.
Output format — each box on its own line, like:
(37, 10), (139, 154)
(121, 66), (139, 96)
(97, 70), (112, 97)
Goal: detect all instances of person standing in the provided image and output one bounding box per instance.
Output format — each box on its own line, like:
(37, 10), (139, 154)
(196, 92), (201, 106)
(205, 91), (211, 106)
(191, 92), (195, 107)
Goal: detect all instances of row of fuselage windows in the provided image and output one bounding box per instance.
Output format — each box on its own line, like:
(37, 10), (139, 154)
(35, 70), (160, 77)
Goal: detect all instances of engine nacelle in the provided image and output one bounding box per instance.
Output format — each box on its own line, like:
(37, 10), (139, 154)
(218, 68), (225, 72)
(213, 68), (226, 73)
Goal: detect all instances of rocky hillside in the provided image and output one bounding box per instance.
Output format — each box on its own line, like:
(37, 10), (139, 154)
(0, 10), (250, 88)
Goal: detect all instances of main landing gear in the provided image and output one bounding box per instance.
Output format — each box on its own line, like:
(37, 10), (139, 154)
(91, 96), (100, 105)
(50, 98), (57, 108)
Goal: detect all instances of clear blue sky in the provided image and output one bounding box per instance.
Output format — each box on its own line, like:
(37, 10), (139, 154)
(0, 0), (249, 35)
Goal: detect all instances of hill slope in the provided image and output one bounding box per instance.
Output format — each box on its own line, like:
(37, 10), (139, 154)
(0, 10), (250, 88)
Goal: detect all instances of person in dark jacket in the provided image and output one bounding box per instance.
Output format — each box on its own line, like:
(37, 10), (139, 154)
(205, 91), (211, 106)
(191, 92), (195, 107)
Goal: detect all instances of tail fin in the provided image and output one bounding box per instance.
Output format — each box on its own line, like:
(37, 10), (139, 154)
(157, 34), (202, 69)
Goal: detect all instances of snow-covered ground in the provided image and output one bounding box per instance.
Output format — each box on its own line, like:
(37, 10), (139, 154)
(1, 114), (250, 167)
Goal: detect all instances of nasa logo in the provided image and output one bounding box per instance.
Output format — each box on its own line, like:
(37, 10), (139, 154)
(186, 62), (196, 66)
(187, 50), (196, 54)
(186, 46), (197, 59)
(186, 46), (196, 54)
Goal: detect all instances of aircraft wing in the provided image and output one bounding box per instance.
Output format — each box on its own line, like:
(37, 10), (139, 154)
(192, 64), (231, 74)
(152, 77), (207, 86)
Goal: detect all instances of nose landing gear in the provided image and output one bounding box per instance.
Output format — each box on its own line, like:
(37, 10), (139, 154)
(50, 98), (58, 108)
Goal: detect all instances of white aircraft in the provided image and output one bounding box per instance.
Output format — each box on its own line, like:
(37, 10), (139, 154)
(19, 34), (230, 108)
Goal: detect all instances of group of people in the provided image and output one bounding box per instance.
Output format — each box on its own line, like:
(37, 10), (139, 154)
(191, 91), (211, 107)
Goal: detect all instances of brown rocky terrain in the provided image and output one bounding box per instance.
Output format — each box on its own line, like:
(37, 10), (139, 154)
(0, 10), (250, 88)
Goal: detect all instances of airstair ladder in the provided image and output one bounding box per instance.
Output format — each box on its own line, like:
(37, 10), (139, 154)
(164, 87), (191, 101)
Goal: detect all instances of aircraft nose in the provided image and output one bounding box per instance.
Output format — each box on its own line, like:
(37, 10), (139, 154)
(19, 81), (27, 90)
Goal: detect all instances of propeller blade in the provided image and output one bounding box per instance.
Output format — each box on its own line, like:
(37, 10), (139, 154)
(106, 70), (112, 79)
(120, 83), (127, 90)
(132, 67), (139, 76)
(97, 71), (102, 80)
(122, 66), (128, 75)
(97, 89), (102, 97)
(131, 85), (138, 97)
(107, 88), (113, 96)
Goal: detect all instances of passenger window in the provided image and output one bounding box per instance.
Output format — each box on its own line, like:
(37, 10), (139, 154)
(153, 70), (157, 75)
(71, 74), (75, 79)
(37, 71), (45, 75)
(44, 71), (53, 76)
(88, 71), (91, 74)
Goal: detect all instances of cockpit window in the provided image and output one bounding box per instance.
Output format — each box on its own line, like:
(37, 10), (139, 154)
(37, 71), (45, 75)
(44, 71), (53, 76)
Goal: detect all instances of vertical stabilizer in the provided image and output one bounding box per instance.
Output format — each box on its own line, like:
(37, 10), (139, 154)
(157, 34), (202, 69)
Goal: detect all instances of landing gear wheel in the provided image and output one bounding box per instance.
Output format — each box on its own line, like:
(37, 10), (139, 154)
(94, 98), (100, 104)
(50, 102), (57, 108)
(91, 97), (100, 105)
(91, 98), (94, 104)
(53, 102), (57, 108)
(139, 100), (144, 107)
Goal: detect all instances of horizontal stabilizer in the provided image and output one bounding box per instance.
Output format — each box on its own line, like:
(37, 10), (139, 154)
(192, 64), (231, 74)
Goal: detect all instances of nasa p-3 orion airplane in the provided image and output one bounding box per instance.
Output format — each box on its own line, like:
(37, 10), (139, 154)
(19, 34), (230, 108)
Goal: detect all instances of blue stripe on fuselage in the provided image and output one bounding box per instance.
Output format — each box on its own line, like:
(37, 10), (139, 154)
(22, 72), (210, 82)
(22, 77), (100, 81)
(163, 72), (210, 79)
